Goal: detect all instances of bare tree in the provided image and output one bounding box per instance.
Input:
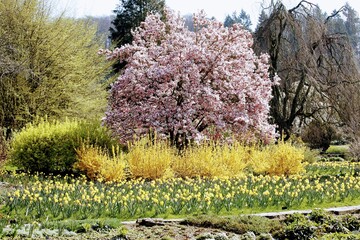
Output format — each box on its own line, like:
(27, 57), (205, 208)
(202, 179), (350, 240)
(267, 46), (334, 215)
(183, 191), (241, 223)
(254, 0), (359, 141)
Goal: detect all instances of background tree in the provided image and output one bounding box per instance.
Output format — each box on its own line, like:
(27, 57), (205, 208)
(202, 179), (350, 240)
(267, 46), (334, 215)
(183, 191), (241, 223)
(102, 10), (278, 148)
(339, 3), (360, 61)
(253, 0), (359, 142)
(84, 15), (114, 48)
(183, 14), (195, 31)
(255, 10), (269, 31)
(224, 9), (252, 31)
(0, 0), (109, 138)
(109, 0), (165, 72)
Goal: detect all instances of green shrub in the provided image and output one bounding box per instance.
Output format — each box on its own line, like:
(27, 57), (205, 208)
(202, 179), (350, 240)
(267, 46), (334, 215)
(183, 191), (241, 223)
(9, 118), (118, 174)
(281, 213), (318, 240)
(326, 145), (350, 155)
(303, 148), (320, 164)
(342, 215), (360, 231)
(308, 209), (332, 225)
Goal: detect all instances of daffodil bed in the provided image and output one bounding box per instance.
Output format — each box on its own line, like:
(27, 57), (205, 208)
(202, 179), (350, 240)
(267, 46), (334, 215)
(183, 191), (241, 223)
(2, 162), (360, 223)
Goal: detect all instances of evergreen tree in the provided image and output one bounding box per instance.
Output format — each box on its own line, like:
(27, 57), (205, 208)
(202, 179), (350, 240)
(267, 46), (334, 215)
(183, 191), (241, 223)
(110, 0), (165, 72)
(224, 9), (252, 31)
(343, 3), (360, 60)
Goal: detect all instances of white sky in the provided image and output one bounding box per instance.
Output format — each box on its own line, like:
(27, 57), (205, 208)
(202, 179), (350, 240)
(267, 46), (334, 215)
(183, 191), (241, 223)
(58, 0), (360, 27)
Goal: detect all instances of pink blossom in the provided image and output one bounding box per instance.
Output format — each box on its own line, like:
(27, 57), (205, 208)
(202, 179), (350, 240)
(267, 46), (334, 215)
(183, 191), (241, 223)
(101, 9), (278, 144)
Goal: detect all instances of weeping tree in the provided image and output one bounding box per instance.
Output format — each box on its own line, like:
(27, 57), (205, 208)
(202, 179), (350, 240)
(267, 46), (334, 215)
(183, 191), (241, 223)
(254, 0), (359, 141)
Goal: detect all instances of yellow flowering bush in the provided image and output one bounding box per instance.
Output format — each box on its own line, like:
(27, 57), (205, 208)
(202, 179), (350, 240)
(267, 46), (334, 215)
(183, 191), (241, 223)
(74, 143), (126, 182)
(251, 141), (305, 176)
(127, 136), (175, 180)
(173, 141), (249, 178)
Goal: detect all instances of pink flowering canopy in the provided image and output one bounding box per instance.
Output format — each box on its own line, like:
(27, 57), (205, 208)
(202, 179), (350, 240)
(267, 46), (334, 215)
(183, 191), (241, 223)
(101, 9), (278, 145)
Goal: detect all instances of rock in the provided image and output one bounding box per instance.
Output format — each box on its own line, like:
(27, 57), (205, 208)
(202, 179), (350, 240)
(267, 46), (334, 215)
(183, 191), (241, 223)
(229, 235), (241, 240)
(257, 233), (275, 240)
(239, 231), (256, 240)
(214, 232), (229, 240)
(196, 232), (215, 240)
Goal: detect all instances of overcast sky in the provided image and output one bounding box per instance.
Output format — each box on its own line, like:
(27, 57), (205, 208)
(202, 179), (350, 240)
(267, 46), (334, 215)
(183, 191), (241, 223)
(58, 0), (360, 27)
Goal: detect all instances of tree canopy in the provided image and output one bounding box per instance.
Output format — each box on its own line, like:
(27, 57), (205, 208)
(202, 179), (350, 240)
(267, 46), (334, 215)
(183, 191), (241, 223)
(102, 10), (278, 148)
(254, 1), (360, 141)
(0, 0), (109, 137)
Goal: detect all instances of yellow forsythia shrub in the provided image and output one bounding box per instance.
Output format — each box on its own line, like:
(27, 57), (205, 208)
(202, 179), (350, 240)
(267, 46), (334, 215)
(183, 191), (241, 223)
(220, 141), (251, 177)
(74, 143), (126, 182)
(173, 141), (249, 178)
(127, 136), (175, 180)
(251, 141), (305, 176)
(173, 143), (224, 178)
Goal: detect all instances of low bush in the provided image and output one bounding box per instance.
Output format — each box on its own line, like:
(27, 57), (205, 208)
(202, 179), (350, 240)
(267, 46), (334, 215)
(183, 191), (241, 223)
(173, 141), (250, 178)
(301, 120), (337, 152)
(303, 148), (320, 164)
(251, 141), (305, 176)
(74, 143), (126, 182)
(127, 136), (175, 180)
(326, 145), (349, 155)
(9, 118), (118, 174)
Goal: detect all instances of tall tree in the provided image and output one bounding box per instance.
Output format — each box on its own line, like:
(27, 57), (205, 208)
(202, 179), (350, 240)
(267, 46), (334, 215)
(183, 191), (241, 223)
(255, 10), (268, 31)
(0, 0), (108, 137)
(102, 10), (277, 148)
(254, 0), (358, 140)
(224, 9), (252, 31)
(109, 0), (165, 72)
(343, 3), (360, 60)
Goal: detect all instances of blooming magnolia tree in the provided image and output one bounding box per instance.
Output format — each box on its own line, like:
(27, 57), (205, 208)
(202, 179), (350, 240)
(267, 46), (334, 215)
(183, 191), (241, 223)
(101, 9), (278, 147)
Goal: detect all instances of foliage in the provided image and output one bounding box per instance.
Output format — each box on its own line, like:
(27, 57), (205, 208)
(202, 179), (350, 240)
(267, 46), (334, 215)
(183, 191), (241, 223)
(282, 215), (318, 240)
(303, 147), (320, 164)
(41, 219), (124, 233)
(9, 119), (118, 174)
(102, 9), (278, 147)
(185, 215), (282, 235)
(326, 145), (350, 155)
(301, 120), (337, 152)
(127, 135), (174, 180)
(74, 143), (126, 182)
(250, 141), (305, 176)
(308, 209), (332, 224)
(0, 0), (109, 135)
(342, 214), (360, 231)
